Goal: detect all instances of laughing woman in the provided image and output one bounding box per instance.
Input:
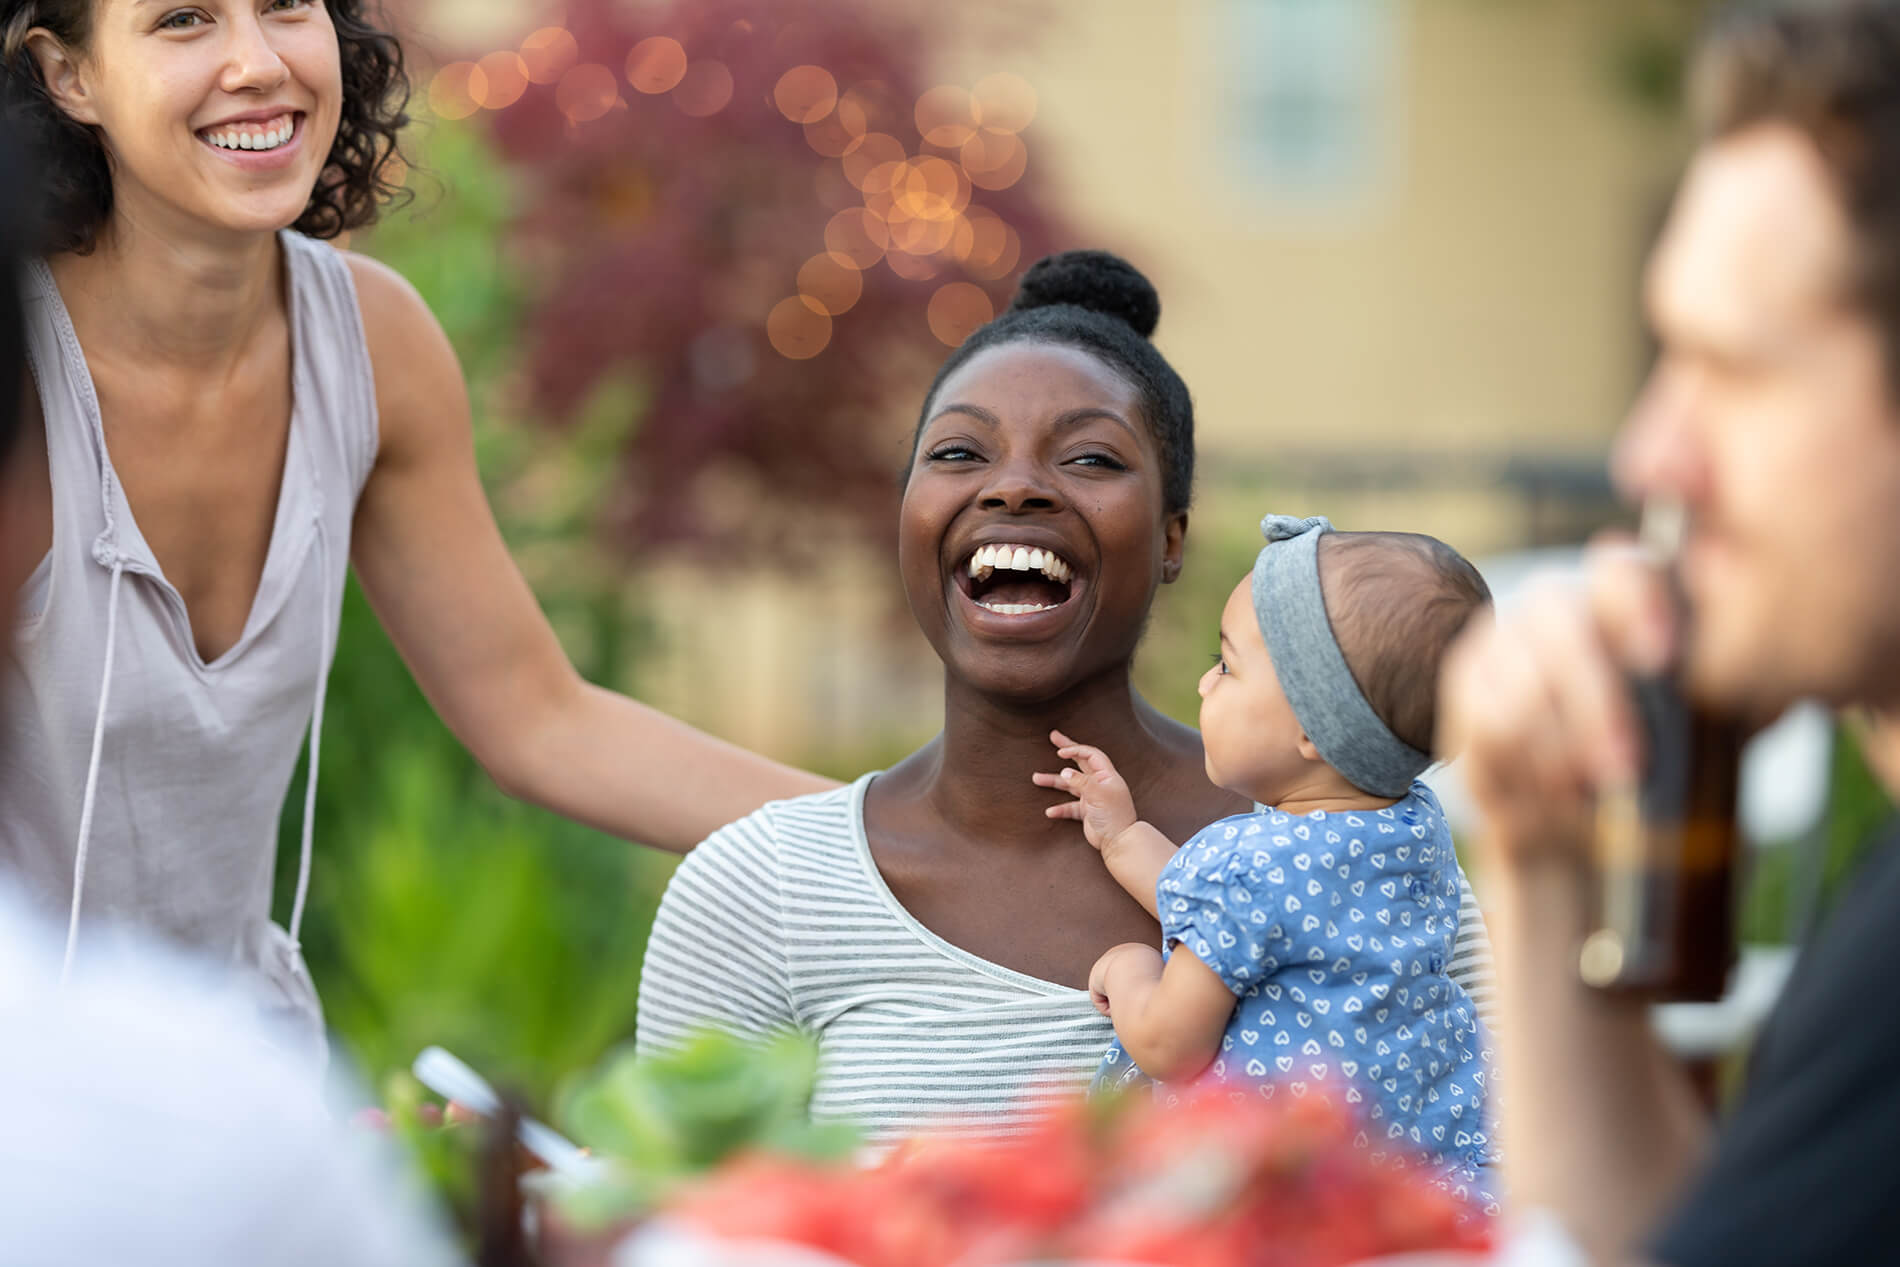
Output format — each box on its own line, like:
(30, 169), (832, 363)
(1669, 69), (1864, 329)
(0, 0), (824, 1054)
(636, 251), (1497, 1145)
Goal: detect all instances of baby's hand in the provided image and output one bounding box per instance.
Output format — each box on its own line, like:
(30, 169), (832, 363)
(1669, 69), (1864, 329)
(1088, 942), (1162, 1018)
(1033, 729), (1138, 852)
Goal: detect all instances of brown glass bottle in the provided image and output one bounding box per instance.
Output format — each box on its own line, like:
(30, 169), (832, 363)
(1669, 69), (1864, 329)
(1578, 675), (1746, 1001)
(1577, 503), (1747, 1002)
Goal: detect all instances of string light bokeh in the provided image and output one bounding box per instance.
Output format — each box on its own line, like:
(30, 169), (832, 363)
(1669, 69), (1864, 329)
(425, 23), (1042, 357)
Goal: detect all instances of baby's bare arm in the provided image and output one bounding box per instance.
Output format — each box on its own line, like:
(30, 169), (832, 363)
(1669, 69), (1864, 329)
(1099, 822), (1175, 918)
(1091, 943), (1235, 1083)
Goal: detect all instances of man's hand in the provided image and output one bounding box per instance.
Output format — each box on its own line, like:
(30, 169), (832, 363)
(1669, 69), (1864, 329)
(1437, 539), (1714, 1263)
(1034, 730), (1140, 851)
(1437, 541), (1678, 868)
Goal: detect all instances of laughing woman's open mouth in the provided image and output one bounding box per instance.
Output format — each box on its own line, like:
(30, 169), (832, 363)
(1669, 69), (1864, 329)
(956, 542), (1077, 617)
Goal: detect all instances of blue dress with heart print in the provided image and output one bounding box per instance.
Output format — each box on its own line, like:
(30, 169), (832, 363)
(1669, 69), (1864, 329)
(1095, 783), (1500, 1210)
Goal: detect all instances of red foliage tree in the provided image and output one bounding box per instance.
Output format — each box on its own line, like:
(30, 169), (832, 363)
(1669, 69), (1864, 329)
(454, 0), (1074, 557)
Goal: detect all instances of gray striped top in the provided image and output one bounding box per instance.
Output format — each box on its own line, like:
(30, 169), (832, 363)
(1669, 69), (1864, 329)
(635, 774), (1497, 1148)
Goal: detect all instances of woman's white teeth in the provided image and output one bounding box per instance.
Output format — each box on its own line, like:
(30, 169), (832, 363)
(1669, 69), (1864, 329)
(978, 601), (1059, 614)
(205, 118), (295, 151)
(964, 543), (1073, 582)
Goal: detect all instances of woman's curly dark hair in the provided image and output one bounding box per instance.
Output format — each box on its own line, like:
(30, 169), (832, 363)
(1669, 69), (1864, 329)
(0, 0), (412, 255)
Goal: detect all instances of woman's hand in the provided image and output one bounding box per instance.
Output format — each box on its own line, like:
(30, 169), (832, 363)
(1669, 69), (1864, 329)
(1035, 730), (1140, 851)
(1088, 942), (1162, 1018)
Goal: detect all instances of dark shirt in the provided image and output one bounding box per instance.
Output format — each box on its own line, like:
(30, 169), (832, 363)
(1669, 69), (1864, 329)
(1652, 825), (1900, 1265)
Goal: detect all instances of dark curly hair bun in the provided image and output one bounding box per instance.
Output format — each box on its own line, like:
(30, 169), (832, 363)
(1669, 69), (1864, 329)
(1007, 249), (1160, 339)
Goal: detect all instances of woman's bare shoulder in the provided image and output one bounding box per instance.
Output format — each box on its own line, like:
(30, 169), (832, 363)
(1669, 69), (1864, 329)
(341, 252), (442, 361)
(339, 252), (466, 451)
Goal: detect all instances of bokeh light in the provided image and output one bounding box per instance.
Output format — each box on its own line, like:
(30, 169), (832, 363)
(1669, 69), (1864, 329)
(774, 65), (839, 125)
(803, 93), (868, 158)
(824, 208), (890, 269)
(886, 250), (942, 282)
(476, 52), (529, 110)
(914, 84), (979, 148)
(888, 213), (955, 257)
(555, 63), (619, 124)
(928, 283), (995, 346)
(961, 213), (1022, 281)
(841, 133), (906, 190)
(674, 60), (735, 117)
(947, 213), (976, 262)
(767, 296), (832, 359)
(796, 253), (864, 317)
(971, 72), (1037, 133)
(626, 37), (688, 95)
(859, 160), (905, 221)
(520, 27), (579, 85)
(892, 156), (968, 221)
(960, 130), (1028, 191)
(428, 62), (488, 121)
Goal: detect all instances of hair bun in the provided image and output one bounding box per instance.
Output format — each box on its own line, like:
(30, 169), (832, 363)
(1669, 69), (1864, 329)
(1006, 249), (1160, 339)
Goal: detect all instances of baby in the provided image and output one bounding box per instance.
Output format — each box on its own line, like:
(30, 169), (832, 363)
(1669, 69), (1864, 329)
(1037, 514), (1499, 1204)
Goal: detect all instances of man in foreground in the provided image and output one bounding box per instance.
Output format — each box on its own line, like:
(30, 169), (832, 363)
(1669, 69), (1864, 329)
(1440, 2), (1900, 1263)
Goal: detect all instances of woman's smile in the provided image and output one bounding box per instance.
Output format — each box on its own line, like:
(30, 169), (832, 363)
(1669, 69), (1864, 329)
(196, 108), (306, 169)
(952, 535), (1086, 634)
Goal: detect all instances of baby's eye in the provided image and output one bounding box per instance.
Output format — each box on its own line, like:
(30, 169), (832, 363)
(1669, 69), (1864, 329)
(1210, 654), (1228, 675)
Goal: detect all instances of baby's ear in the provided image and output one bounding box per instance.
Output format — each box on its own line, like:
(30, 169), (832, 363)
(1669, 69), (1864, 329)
(1295, 733), (1324, 764)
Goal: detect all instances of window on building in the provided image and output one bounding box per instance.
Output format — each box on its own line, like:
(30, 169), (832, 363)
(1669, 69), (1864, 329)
(1213, 0), (1401, 209)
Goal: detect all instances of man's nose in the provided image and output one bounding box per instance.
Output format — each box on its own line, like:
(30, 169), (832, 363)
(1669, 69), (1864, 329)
(1612, 360), (1711, 508)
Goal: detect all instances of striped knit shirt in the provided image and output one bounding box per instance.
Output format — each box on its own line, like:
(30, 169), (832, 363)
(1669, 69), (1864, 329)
(635, 774), (1498, 1148)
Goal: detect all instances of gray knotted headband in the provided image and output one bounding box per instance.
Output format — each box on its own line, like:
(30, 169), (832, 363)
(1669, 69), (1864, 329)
(1250, 514), (1430, 798)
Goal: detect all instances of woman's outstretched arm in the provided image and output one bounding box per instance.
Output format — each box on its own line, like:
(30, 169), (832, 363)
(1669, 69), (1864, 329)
(346, 255), (833, 854)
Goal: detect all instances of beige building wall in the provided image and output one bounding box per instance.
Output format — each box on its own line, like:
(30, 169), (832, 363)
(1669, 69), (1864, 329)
(981, 0), (1678, 459)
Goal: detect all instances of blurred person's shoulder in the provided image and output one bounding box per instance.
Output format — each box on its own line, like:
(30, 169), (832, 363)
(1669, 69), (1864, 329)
(0, 882), (463, 1267)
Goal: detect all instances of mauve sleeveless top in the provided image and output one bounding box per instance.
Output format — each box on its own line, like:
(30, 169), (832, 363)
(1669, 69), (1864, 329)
(0, 231), (378, 1059)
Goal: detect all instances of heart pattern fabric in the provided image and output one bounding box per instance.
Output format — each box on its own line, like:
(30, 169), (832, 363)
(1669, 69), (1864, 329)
(1094, 783), (1499, 1205)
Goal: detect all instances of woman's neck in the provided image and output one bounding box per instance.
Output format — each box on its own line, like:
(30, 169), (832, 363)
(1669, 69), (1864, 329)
(50, 208), (282, 376)
(905, 668), (1195, 845)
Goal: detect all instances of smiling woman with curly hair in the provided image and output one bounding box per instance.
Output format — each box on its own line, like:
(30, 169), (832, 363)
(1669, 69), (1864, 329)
(0, 0), (825, 1058)
(2, 0), (410, 250)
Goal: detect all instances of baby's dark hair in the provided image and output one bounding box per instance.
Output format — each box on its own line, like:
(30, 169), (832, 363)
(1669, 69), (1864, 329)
(1317, 532), (1492, 755)
(910, 250), (1195, 515)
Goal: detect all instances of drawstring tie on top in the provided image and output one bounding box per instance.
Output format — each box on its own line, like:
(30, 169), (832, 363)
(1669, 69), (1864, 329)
(60, 525), (331, 983)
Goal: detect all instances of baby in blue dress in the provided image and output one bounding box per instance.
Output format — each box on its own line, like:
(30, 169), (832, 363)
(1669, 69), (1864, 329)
(1037, 515), (1499, 1206)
